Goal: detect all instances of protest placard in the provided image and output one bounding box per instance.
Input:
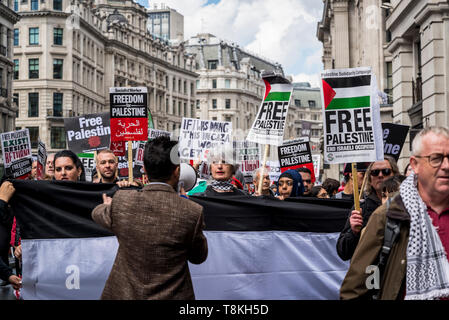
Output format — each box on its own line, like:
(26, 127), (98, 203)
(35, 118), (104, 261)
(77, 152), (95, 182)
(148, 128), (172, 140)
(134, 141), (146, 166)
(312, 154), (321, 183)
(1, 129), (32, 179)
(247, 74), (293, 146)
(110, 141), (126, 157)
(37, 139), (46, 180)
(277, 139), (316, 182)
(178, 118), (232, 161)
(266, 160), (281, 184)
(381, 123), (410, 161)
(233, 141), (261, 184)
(110, 87), (148, 142)
(117, 141), (144, 179)
(64, 112), (111, 154)
(321, 67), (383, 164)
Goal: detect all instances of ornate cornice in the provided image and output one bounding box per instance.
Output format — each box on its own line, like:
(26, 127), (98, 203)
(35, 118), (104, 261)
(0, 3), (20, 24)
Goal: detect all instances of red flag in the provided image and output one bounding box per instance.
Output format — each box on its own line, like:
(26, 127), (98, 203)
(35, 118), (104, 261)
(322, 79), (336, 109)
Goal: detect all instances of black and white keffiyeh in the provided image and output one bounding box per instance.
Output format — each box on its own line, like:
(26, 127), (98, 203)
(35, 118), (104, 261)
(400, 173), (449, 299)
(210, 179), (234, 192)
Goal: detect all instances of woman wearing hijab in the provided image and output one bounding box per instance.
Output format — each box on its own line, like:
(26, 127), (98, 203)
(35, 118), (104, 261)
(276, 169), (305, 200)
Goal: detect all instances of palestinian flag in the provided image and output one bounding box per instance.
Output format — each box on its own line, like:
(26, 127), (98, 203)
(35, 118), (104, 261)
(11, 180), (352, 300)
(322, 74), (371, 110)
(263, 75), (293, 102)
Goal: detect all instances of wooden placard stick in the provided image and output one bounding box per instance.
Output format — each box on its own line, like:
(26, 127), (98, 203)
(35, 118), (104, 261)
(128, 140), (133, 183)
(351, 162), (360, 211)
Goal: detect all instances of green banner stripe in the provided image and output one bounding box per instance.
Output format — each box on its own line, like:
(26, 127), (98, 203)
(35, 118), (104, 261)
(264, 92), (291, 102)
(326, 96), (370, 110)
(77, 153), (94, 158)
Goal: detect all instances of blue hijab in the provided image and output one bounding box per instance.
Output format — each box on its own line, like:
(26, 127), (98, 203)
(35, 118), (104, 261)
(276, 169), (305, 197)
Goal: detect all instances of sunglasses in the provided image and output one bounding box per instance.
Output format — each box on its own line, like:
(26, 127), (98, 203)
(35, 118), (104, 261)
(370, 168), (392, 177)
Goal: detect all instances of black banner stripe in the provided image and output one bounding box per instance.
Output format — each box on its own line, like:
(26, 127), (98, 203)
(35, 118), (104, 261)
(323, 75), (371, 89)
(10, 180), (353, 239)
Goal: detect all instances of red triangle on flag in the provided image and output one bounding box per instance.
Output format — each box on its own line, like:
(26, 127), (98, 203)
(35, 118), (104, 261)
(322, 79), (336, 109)
(263, 79), (271, 100)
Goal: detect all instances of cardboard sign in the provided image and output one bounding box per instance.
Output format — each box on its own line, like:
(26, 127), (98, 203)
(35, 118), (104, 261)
(1, 129), (32, 179)
(381, 123), (410, 161)
(134, 141), (146, 166)
(312, 154), (321, 184)
(278, 139), (315, 182)
(37, 139), (46, 180)
(234, 141), (261, 184)
(321, 67), (383, 164)
(110, 87), (148, 142)
(77, 152), (95, 182)
(64, 112), (111, 154)
(178, 118), (232, 161)
(247, 74), (293, 146)
(266, 160), (281, 184)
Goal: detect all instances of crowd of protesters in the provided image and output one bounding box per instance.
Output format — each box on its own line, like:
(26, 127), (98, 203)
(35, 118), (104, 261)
(1, 126), (449, 299)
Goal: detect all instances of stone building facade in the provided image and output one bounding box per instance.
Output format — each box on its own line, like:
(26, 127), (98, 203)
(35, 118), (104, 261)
(13, 0), (197, 152)
(317, 0), (394, 179)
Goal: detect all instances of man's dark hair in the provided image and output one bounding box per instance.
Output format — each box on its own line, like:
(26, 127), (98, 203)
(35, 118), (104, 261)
(322, 178), (340, 196)
(296, 167), (311, 175)
(144, 136), (179, 181)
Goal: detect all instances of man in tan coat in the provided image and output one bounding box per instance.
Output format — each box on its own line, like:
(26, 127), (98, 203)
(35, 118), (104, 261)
(92, 136), (208, 300)
(341, 126), (449, 300)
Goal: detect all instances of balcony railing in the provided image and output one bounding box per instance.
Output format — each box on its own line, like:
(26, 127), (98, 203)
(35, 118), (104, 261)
(46, 108), (75, 118)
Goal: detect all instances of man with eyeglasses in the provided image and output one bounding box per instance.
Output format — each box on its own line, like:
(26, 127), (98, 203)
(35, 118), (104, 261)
(336, 155), (399, 261)
(341, 126), (449, 300)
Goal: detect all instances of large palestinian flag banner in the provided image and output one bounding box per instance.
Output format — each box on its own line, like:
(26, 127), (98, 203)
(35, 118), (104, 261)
(10, 180), (351, 300)
(320, 67), (383, 164)
(247, 74), (293, 146)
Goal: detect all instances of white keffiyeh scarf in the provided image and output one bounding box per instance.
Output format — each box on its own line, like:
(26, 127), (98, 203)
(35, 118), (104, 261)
(400, 173), (449, 299)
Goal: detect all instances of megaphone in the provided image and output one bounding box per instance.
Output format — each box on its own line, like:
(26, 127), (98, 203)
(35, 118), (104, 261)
(179, 163), (197, 192)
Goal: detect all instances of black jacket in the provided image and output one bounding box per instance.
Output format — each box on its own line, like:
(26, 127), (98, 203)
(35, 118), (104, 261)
(336, 191), (382, 261)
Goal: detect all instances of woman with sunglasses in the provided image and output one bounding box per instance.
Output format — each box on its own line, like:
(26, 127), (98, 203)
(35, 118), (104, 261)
(336, 155), (400, 261)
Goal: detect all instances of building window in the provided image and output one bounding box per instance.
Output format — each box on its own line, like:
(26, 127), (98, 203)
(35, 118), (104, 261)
(212, 79), (217, 89)
(308, 100), (316, 108)
(196, 79), (200, 89)
(13, 94), (19, 117)
(225, 79), (230, 88)
(385, 61), (393, 104)
(212, 99), (217, 109)
(208, 60), (218, 70)
(29, 27), (39, 45)
(13, 60), (19, 80)
(53, 59), (63, 79)
(178, 101), (181, 116)
(53, 0), (62, 11)
(225, 116), (231, 122)
(54, 28), (63, 45)
(294, 99), (301, 107)
(196, 100), (200, 109)
(13, 29), (19, 46)
(14, 0), (18, 11)
(225, 99), (231, 109)
(53, 92), (63, 117)
(31, 0), (38, 10)
(29, 59), (39, 79)
(212, 117), (217, 121)
(51, 127), (66, 149)
(28, 92), (39, 117)
(27, 127), (39, 148)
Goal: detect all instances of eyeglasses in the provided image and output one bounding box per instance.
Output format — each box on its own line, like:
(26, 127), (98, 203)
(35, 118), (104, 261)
(415, 153), (449, 168)
(370, 168), (392, 177)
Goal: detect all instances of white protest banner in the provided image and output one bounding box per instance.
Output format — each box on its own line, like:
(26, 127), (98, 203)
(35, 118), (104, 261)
(321, 67), (383, 164)
(1, 129), (33, 179)
(247, 74), (293, 146)
(233, 141), (260, 184)
(179, 118), (232, 161)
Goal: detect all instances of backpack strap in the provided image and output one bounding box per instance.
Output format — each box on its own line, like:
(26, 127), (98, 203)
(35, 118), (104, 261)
(372, 197), (402, 299)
